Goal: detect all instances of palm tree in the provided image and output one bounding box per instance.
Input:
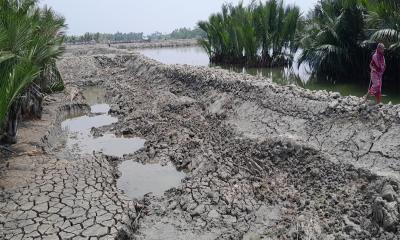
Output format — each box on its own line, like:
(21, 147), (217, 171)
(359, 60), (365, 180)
(0, 0), (66, 143)
(362, 0), (400, 91)
(299, 0), (400, 92)
(198, 0), (301, 67)
(363, 0), (400, 48)
(298, 0), (369, 82)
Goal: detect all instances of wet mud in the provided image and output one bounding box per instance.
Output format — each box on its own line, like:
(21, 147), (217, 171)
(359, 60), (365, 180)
(2, 45), (400, 239)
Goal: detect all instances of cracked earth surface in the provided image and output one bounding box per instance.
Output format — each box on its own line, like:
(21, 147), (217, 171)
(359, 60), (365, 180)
(2, 44), (400, 239)
(0, 102), (137, 239)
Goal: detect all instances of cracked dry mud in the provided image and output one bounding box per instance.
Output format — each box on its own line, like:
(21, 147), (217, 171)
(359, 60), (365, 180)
(2, 44), (400, 239)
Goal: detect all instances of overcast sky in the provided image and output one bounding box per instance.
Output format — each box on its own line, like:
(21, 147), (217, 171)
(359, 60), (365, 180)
(39, 0), (318, 35)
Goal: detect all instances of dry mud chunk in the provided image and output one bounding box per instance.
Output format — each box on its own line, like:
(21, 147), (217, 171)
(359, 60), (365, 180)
(381, 183), (397, 202)
(372, 197), (399, 231)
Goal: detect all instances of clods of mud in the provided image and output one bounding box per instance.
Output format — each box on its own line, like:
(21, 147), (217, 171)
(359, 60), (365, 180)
(117, 161), (185, 199)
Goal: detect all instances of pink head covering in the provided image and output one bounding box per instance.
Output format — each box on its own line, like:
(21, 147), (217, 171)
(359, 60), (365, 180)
(372, 43), (386, 74)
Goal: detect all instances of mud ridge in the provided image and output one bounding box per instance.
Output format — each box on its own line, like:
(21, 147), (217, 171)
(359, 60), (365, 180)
(2, 45), (400, 239)
(63, 51), (400, 239)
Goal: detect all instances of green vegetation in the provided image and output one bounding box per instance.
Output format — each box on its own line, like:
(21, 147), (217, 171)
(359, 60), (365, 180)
(299, 0), (400, 89)
(65, 27), (206, 44)
(199, 0), (400, 90)
(65, 32), (144, 44)
(0, 0), (65, 143)
(198, 0), (301, 67)
(145, 27), (206, 41)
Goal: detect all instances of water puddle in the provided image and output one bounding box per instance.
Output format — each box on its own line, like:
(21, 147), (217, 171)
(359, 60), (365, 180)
(61, 87), (145, 157)
(61, 86), (184, 198)
(62, 114), (118, 132)
(91, 103), (110, 114)
(117, 161), (186, 199)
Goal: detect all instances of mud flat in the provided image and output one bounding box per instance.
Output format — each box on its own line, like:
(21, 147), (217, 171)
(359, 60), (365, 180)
(114, 39), (198, 50)
(64, 39), (198, 58)
(1, 45), (400, 240)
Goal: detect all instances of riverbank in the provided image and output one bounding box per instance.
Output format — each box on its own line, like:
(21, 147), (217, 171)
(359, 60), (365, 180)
(135, 45), (400, 104)
(2, 45), (400, 239)
(64, 39), (199, 56)
(115, 39), (198, 50)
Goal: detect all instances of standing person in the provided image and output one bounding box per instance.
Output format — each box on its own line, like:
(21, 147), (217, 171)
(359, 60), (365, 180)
(365, 43), (386, 104)
(108, 40), (111, 47)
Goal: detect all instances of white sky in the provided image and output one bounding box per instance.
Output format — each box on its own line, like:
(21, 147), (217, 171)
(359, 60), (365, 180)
(39, 0), (318, 35)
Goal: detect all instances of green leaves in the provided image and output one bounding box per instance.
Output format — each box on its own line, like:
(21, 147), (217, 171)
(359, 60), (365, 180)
(0, 51), (15, 64)
(0, 0), (65, 126)
(298, 0), (367, 81)
(198, 0), (301, 67)
(372, 29), (400, 44)
(299, 0), (400, 83)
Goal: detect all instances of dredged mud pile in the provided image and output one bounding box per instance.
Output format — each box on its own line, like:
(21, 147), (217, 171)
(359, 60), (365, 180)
(2, 44), (400, 240)
(58, 45), (400, 239)
(114, 39), (198, 50)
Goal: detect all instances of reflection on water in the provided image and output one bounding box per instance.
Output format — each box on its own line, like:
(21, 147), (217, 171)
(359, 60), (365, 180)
(62, 114), (118, 132)
(90, 104), (110, 114)
(137, 46), (400, 103)
(61, 113), (145, 157)
(61, 87), (146, 158)
(62, 86), (183, 200)
(117, 161), (185, 199)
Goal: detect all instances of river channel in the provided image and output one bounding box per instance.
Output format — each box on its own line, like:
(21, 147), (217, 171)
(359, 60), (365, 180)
(137, 46), (400, 104)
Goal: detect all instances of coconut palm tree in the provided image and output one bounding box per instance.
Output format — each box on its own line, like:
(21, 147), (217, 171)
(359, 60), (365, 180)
(298, 0), (369, 82)
(361, 0), (400, 91)
(0, 0), (66, 143)
(363, 0), (400, 48)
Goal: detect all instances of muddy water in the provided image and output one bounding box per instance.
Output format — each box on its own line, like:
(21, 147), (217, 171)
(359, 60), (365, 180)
(61, 87), (184, 198)
(117, 162), (186, 199)
(62, 114), (117, 132)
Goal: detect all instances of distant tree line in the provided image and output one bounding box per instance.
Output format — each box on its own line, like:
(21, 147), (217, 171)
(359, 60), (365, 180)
(65, 27), (206, 44)
(146, 27), (206, 40)
(65, 32), (144, 44)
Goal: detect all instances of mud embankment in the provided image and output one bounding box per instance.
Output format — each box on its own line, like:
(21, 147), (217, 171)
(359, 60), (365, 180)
(121, 52), (400, 180)
(58, 50), (400, 239)
(2, 45), (400, 240)
(115, 39), (198, 50)
(64, 39), (198, 58)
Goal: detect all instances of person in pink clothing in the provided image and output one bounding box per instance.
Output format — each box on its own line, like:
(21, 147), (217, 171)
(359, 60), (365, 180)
(365, 43), (386, 104)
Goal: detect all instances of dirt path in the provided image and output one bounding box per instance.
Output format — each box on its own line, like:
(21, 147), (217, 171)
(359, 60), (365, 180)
(2, 45), (400, 239)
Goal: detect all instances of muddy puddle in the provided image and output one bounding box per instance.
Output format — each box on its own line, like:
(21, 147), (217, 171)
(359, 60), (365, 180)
(61, 87), (184, 198)
(117, 161), (186, 199)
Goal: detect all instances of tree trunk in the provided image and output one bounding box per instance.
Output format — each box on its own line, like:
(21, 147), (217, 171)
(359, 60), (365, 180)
(21, 85), (44, 119)
(2, 101), (22, 144)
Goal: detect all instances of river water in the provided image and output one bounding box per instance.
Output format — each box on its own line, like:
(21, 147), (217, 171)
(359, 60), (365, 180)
(137, 46), (400, 104)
